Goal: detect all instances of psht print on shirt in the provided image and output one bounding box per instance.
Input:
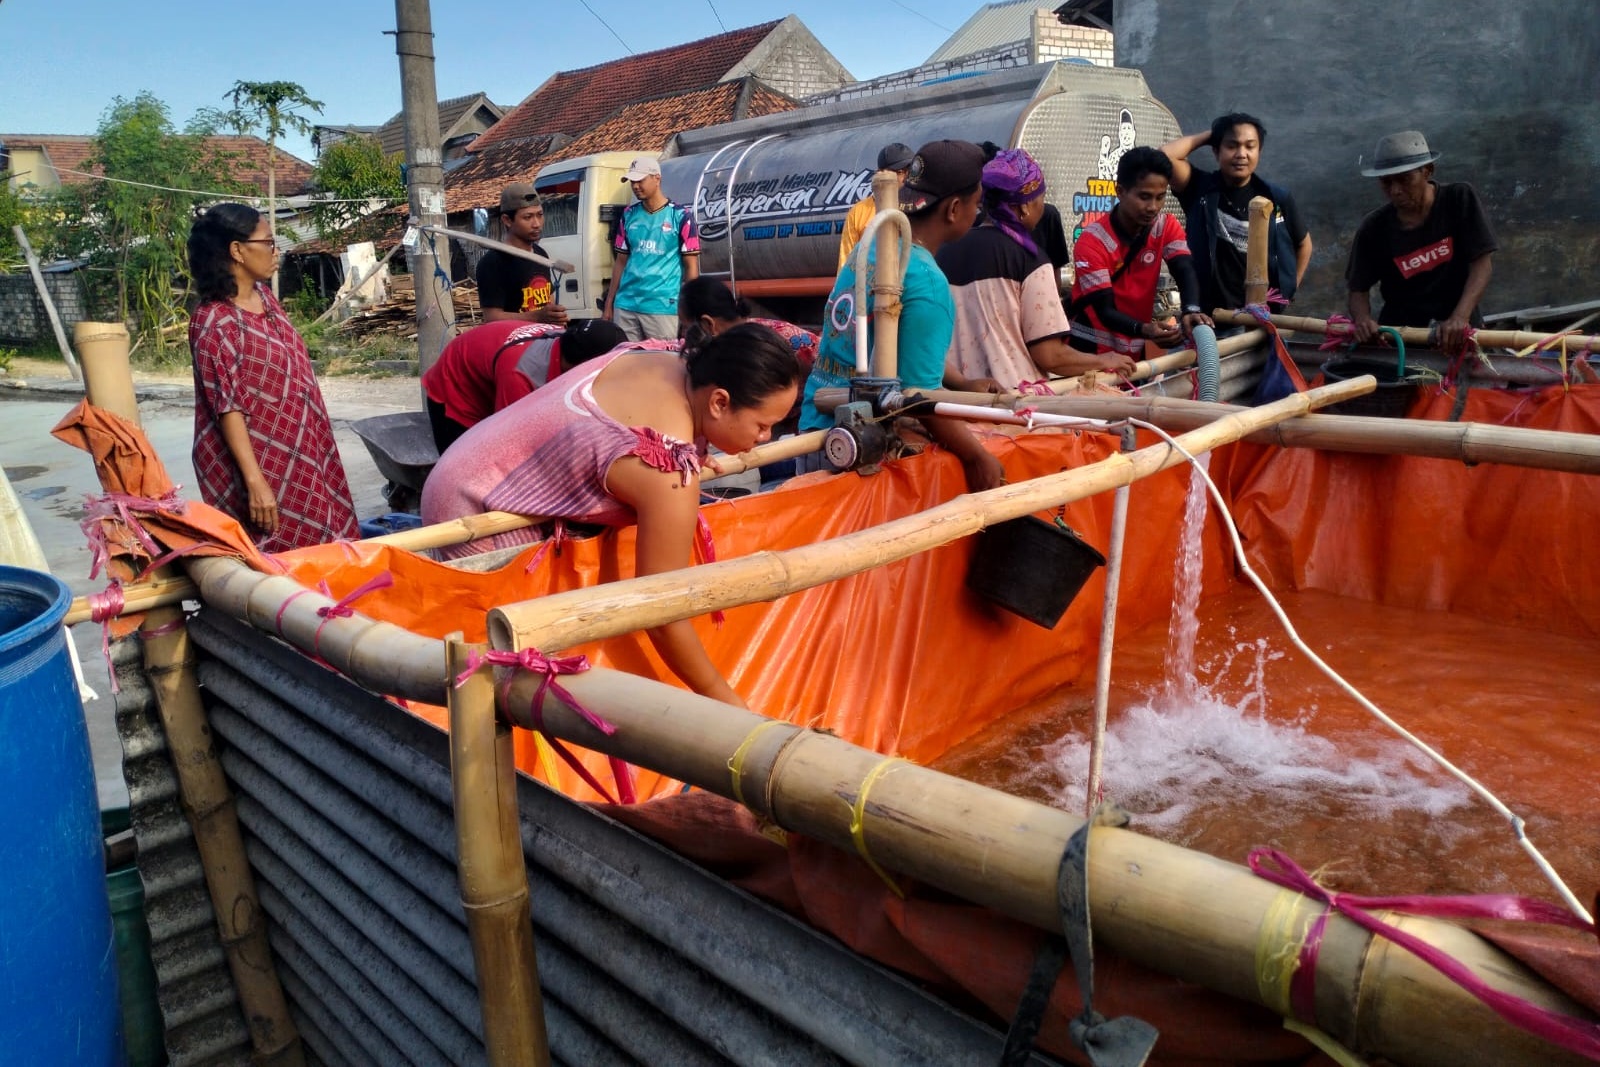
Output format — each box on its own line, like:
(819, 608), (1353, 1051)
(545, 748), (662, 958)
(1394, 237), (1454, 279)
(520, 277), (553, 310)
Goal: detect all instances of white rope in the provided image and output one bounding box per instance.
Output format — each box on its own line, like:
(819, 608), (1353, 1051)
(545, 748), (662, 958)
(1120, 417), (1594, 924)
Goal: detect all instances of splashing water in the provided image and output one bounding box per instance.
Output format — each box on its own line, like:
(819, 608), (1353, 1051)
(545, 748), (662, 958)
(1040, 454), (1471, 832)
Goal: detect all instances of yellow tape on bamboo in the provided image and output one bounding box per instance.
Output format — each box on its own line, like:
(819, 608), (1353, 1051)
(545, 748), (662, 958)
(850, 756), (908, 899)
(532, 733), (561, 786)
(1254, 888), (1317, 1017)
(727, 719), (788, 808)
(1256, 890), (1369, 1066)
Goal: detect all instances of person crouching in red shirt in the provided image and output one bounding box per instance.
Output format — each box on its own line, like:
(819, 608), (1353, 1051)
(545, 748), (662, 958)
(423, 317), (625, 453)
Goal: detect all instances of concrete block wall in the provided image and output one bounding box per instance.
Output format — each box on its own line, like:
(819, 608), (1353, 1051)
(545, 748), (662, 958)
(1033, 11), (1114, 66)
(759, 43), (856, 101)
(805, 42), (1034, 105)
(0, 271), (90, 346)
(1117, 0), (1600, 316)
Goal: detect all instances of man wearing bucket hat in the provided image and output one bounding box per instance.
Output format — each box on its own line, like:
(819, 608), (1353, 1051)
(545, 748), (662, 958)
(837, 142), (916, 269)
(1345, 131), (1496, 353)
(602, 156), (700, 341)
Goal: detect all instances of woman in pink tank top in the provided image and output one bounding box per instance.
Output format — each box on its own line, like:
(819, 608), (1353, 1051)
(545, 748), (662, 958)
(422, 323), (800, 707)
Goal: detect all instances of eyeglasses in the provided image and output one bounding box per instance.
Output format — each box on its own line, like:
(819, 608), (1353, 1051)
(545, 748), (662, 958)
(237, 238), (277, 246)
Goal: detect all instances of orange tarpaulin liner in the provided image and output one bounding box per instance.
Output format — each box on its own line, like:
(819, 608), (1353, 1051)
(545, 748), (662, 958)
(65, 385), (1600, 1064)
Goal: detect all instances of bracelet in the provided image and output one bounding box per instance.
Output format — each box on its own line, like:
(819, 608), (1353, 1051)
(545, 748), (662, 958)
(1182, 305), (1203, 315)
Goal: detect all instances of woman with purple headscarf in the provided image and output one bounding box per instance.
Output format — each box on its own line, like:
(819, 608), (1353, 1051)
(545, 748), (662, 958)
(937, 148), (1135, 391)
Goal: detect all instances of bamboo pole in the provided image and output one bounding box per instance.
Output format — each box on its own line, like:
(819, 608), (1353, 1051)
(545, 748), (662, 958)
(707, 430), (826, 478)
(168, 546), (1594, 1067)
(1244, 196), (1272, 307)
(141, 611), (304, 1065)
(487, 379), (1373, 653)
(488, 667), (1592, 1067)
(1213, 308), (1600, 353)
(447, 637), (551, 1067)
(811, 388), (1600, 477)
(12, 224), (82, 381)
(76, 323), (139, 427)
(869, 170), (904, 381)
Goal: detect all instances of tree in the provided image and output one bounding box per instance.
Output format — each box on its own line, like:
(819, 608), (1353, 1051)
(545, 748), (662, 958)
(308, 135), (405, 238)
(221, 80), (325, 293)
(71, 93), (248, 338)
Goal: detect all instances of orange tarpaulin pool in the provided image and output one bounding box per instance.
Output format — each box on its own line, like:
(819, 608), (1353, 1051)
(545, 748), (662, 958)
(58, 383), (1600, 1065)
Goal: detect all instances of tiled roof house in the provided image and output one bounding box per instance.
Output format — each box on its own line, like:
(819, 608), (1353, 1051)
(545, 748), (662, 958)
(314, 92), (505, 162)
(444, 16), (846, 217)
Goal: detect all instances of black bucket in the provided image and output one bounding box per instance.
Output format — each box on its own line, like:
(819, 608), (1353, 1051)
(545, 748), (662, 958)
(967, 516), (1106, 629)
(1319, 357), (1418, 418)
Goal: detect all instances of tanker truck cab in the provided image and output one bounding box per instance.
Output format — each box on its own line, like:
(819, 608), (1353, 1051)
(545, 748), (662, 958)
(533, 151), (652, 318)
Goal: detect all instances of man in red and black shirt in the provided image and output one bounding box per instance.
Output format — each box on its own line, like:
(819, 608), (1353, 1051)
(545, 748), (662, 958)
(1345, 130), (1496, 353)
(1068, 147), (1212, 357)
(422, 318), (624, 453)
(476, 183), (568, 326)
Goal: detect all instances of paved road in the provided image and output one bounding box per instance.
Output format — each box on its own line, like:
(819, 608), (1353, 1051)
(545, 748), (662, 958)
(2, 374), (422, 809)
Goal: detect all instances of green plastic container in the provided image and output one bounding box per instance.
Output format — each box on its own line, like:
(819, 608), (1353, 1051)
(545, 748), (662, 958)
(103, 807), (168, 1067)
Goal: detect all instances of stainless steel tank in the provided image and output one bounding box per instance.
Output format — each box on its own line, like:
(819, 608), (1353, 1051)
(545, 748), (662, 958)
(658, 62), (1181, 284)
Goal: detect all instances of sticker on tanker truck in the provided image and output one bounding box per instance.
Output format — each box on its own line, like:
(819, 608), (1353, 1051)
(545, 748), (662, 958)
(696, 168), (871, 241)
(1071, 108), (1139, 249)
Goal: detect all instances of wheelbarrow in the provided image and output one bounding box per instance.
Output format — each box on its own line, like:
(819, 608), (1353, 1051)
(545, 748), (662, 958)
(349, 411), (438, 513)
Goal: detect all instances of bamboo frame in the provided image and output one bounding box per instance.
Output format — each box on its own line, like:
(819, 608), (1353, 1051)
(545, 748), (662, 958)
(1213, 308), (1600, 352)
(169, 548), (1596, 1066)
(487, 379), (1372, 654)
(447, 637), (550, 1067)
(869, 169), (905, 381)
(158, 436), (1596, 1065)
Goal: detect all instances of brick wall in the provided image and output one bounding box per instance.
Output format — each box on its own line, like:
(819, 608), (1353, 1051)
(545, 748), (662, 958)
(1033, 10), (1115, 67)
(0, 270), (91, 346)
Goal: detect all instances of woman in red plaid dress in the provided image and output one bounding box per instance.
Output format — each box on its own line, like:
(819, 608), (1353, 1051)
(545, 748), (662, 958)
(186, 204), (358, 552)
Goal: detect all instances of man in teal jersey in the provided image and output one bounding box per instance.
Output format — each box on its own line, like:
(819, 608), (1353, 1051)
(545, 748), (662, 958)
(602, 157), (700, 341)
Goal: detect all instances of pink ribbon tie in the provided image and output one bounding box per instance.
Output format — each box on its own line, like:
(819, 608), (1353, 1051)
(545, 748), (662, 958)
(454, 647), (637, 805)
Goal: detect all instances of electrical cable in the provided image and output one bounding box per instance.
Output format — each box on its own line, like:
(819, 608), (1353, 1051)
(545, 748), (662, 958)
(52, 166), (405, 205)
(573, 0), (633, 53)
(705, 0), (727, 32)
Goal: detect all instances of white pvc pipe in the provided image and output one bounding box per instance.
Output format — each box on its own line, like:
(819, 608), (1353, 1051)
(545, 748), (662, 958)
(929, 402), (1114, 431)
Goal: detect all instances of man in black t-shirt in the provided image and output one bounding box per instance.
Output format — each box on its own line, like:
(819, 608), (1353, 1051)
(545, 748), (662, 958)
(1345, 130), (1496, 352)
(475, 182), (567, 325)
(1162, 113), (1312, 314)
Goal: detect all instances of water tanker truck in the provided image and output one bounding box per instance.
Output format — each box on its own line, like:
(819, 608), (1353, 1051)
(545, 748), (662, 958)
(534, 61), (1181, 326)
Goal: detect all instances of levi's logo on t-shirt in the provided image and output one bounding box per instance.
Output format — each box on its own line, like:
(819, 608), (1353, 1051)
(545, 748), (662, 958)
(1394, 237), (1454, 279)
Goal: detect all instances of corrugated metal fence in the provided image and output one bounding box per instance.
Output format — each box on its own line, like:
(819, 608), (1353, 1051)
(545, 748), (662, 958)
(116, 608), (1059, 1066)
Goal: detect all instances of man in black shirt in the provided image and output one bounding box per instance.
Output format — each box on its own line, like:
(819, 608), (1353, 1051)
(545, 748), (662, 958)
(1345, 130), (1496, 352)
(1161, 113), (1312, 313)
(475, 182), (567, 325)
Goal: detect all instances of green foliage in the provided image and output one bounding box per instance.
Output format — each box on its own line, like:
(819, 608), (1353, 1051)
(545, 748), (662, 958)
(0, 347), (16, 375)
(308, 135), (405, 237)
(65, 92), (252, 342)
(221, 81), (325, 144)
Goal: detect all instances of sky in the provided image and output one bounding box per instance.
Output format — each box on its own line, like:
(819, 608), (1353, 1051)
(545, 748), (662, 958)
(0, 0), (993, 163)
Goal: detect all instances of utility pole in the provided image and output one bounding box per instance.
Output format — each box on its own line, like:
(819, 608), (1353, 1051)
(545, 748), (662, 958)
(392, 0), (455, 387)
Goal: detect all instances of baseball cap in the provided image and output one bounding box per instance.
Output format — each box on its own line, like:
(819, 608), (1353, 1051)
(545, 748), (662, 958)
(876, 142), (915, 172)
(622, 157), (662, 182)
(898, 140), (987, 215)
(499, 182), (540, 215)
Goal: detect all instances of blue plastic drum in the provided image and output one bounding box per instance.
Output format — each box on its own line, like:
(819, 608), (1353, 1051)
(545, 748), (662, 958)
(0, 565), (123, 1064)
